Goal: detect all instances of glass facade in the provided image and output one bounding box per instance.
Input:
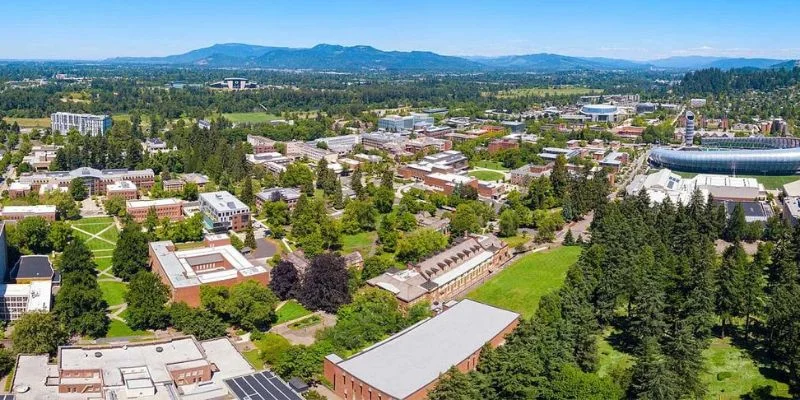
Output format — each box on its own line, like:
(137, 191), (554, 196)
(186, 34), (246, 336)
(650, 147), (800, 175)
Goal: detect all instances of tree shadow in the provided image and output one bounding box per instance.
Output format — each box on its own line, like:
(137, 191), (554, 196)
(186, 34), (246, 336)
(727, 326), (792, 396)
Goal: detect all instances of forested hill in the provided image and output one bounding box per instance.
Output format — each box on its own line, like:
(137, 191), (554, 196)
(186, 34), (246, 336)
(679, 66), (800, 94)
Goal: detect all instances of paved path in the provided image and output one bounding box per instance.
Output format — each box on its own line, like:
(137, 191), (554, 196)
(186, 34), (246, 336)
(107, 303), (128, 322)
(270, 312), (336, 346)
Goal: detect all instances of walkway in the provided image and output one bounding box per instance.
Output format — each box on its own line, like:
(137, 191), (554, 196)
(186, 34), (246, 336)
(70, 224), (117, 246)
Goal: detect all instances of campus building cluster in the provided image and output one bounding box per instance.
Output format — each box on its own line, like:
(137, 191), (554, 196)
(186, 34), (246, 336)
(13, 167), (155, 198)
(0, 225), (56, 321)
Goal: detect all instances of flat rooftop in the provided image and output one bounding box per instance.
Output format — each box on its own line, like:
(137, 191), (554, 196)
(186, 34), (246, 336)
(199, 191), (249, 213)
(127, 198), (182, 208)
(328, 299), (519, 399)
(150, 241), (267, 288)
(1, 205), (56, 214)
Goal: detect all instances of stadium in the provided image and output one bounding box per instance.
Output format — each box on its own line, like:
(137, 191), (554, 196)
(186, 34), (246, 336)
(649, 137), (800, 175)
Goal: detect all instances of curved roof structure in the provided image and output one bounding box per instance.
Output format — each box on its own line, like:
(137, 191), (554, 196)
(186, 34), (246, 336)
(701, 136), (800, 149)
(581, 104), (618, 115)
(650, 147), (800, 175)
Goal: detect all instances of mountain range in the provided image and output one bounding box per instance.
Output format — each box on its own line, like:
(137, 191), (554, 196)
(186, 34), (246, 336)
(105, 43), (797, 72)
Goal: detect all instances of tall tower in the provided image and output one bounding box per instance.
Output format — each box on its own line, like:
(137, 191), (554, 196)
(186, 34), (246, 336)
(684, 111), (695, 145)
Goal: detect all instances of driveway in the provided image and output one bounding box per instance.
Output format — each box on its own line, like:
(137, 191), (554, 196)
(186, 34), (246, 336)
(249, 237), (278, 259)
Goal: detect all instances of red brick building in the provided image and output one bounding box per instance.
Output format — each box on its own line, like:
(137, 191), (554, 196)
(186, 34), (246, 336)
(0, 205), (57, 222)
(149, 235), (269, 307)
(126, 198), (184, 222)
(324, 300), (519, 400)
(488, 138), (519, 154)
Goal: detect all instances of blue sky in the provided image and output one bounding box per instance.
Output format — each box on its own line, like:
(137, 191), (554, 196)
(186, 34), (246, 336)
(4, 0), (799, 60)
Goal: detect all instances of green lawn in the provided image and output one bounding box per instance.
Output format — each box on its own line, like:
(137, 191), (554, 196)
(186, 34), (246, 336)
(276, 300), (312, 324)
(99, 281), (128, 307)
(84, 238), (116, 251)
(4, 117), (50, 128)
(672, 171), (800, 190)
(71, 222), (112, 235)
(702, 337), (790, 399)
(72, 216), (115, 226)
(341, 231), (378, 257)
(500, 234), (531, 249)
(474, 160), (509, 171)
(98, 226), (119, 243)
(596, 330), (634, 379)
(94, 257), (112, 271)
(221, 112), (282, 124)
(468, 170), (505, 181)
(467, 246), (582, 318)
(106, 320), (150, 338)
(289, 315), (322, 330)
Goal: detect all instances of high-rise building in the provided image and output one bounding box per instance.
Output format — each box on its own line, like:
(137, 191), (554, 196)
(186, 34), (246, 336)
(50, 112), (112, 136)
(684, 111), (696, 145)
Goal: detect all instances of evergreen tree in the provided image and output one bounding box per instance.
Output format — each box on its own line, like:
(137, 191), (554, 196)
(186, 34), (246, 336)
(429, 367), (483, 400)
(241, 175), (254, 206)
(244, 220), (257, 249)
(563, 229), (575, 246)
(350, 168), (364, 199)
(332, 178), (345, 209)
(724, 202), (747, 242)
(714, 242), (746, 338)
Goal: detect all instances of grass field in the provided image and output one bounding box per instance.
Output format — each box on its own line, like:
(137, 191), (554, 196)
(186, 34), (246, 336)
(99, 281), (128, 307)
(106, 320), (150, 338)
(467, 246), (581, 318)
(672, 171), (800, 190)
(221, 112), (282, 124)
(500, 234), (531, 249)
(702, 337), (790, 399)
(276, 300), (312, 324)
(596, 330), (634, 379)
(4, 117), (50, 128)
(341, 231), (377, 257)
(489, 87), (603, 99)
(474, 160), (509, 171)
(244, 333), (292, 368)
(469, 170), (505, 181)
(72, 216), (115, 225)
(94, 257), (112, 271)
(70, 217), (118, 251)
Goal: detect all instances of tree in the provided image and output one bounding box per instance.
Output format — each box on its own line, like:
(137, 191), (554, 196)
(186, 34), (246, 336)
(429, 367), (483, 400)
(742, 243), (768, 340)
(13, 216), (51, 254)
(342, 199), (379, 234)
(498, 209), (519, 238)
(48, 221), (74, 252)
(724, 202), (747, 242)
(350, 168), (364, 198)
(182, 182), (199, 201)
(244, 220), (257, 249)
(396, 229), (448, 263)
(550, 154), (569, 200)
(563, 229), (576, 246)
(169, 302), (227, 340)
(69, 177), (87, 201)
(104, 195), (127, 217)
(373, 187), (394, 214)
(299, 253), (350, 313)
(12, 312), (68, 356)
(112, 223), (150, 280)
(241, 176), (254, 206)
(628, 339), (679, 400)
(144, 207), (159, 235)
(362, 253), (400, 280)
(270, 260), (300, 300)
(0, 350), (14, 378)
(125, 271), (170, 330)
(715, 242), (746, 338)
(200, 281), (279, 331)
(44, 190), (80, 220)
(53, 273), (109, 338)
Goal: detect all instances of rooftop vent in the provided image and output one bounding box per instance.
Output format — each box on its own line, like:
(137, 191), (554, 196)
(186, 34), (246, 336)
(156, 346), (163, 353)
(94, 352), (102, 358)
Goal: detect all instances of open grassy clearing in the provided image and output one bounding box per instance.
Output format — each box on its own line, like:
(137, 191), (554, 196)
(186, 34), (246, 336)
(276, 300), (312, 324)
(244, 333), (292, 369)
(72, 216), (115, 225)
(221, 112), (282, 124)
(702, 337), (790, 399)
(98, 227), (119, 243)
(106, 320), (150, 338)
(71, 223), (111, 235)
(468, 170), (505, 181)
(4, 117), (50, 128)
(474, 160), (509, 171)
(99, 281), (128, 307)
(596, 330), (634, 379)
(340, 231), (377, 257)
(467, 246), (581, 318)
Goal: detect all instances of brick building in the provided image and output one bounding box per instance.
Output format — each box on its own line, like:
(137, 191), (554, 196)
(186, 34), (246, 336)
(149, 235), (269, 307)
(106, 180), (138, 200)
(324, 300), (519, 400)
(0, 205), (57, 222)
(17, 167), (154, 196)
(126, 198), (184, 223)
(488, 138), (520, 154)
(368, 234), (511, 307)
(247, 134), (278, 153)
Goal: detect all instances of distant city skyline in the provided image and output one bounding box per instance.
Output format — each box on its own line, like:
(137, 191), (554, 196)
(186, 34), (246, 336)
(4, 0), (799, 61)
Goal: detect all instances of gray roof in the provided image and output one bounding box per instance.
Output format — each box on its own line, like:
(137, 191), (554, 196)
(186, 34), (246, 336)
(328, 299), (519, 399)
(10, 255), (53, 281)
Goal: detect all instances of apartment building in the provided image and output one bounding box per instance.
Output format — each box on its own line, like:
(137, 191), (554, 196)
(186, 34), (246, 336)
(50, 112), (112, 136)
